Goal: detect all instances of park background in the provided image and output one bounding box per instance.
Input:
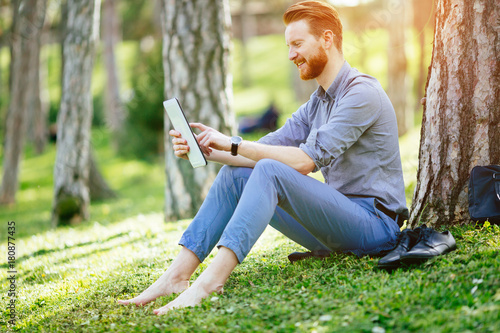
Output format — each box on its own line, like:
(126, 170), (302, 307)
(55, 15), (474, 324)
(0, 0), (498, 332)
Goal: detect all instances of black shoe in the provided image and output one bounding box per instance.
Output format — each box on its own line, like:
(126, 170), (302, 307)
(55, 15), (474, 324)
(400, 227), (457, 264)
(377, 227), (422, 269)
(288, 250), (332, 263)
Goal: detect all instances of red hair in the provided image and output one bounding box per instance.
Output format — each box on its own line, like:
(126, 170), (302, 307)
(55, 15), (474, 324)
(283, 0), (343, 52)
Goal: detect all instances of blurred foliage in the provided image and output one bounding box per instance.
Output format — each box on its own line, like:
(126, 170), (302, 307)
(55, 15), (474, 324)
(232, 35), (299, 122)
(118, 1), (160, 41)
(117, 42), (164, 161)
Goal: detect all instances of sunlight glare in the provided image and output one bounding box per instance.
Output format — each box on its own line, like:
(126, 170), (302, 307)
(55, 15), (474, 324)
(328, 0), (373, 7)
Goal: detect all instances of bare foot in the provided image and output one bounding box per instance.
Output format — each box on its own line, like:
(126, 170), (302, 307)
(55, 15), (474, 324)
(153, 281), (223, 315)
(117, 273), (189, 306)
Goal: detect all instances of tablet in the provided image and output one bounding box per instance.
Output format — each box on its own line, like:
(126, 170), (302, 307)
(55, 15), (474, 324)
(163, 98), (207, 168)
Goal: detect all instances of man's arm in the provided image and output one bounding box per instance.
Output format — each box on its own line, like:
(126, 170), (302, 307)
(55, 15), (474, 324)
(192, 123), (316, 175)
(237, 141), (315, 175)
(205, 149), (257, 168)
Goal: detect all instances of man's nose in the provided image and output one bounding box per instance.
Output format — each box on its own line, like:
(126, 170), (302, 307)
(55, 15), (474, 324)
(288, 49), (297, 61)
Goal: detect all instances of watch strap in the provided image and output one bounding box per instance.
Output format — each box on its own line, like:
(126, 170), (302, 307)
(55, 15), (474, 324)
(231, 142), (238, 156)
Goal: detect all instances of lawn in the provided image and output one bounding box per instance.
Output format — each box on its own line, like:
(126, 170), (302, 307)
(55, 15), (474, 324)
(1, 210), (499, 332)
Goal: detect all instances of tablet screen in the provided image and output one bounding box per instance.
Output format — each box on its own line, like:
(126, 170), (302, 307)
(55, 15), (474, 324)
(163, 98), (208, 168)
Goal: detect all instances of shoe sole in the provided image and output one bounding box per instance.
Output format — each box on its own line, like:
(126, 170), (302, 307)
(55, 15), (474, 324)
(376, 264), (401, 270)
(401, 246), (457, 265)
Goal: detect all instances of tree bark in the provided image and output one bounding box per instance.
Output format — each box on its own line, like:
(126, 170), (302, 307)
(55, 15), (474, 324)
(412, 0), (435, 111)
(387, 0), (409, 137)
(160, 0), (235, 222)
(27, 18), (49, 155)
(102, 0), (125, 138)
(52, 0), (101, 226)
(0, 0), (47, 205)
(88, 151), (116, 200)
(409, 0), (500, 228)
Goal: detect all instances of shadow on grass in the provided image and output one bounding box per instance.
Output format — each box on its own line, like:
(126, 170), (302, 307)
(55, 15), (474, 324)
(16, 234), (154, 285)
(0, 231), (133, 269)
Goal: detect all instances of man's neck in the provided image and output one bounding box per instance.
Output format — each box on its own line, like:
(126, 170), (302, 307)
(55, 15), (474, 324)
(316, 52), (345, 91)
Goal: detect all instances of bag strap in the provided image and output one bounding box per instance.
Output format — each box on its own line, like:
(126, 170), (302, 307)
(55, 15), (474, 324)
(494, 172), (500, 201)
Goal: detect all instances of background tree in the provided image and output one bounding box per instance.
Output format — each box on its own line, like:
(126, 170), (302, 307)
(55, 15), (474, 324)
(102, 0), (124, 144)
(409, 0), (499, 227)
(160, 0), (235, 221)
(412, 0), (434, 111)
(0, 0), (47, 204)
(386, 0), (409, 136)
(26, 19), (49, 155)
(52, 0), (101, 225)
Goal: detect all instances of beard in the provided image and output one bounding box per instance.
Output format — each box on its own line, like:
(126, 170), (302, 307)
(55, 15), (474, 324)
(296, 47), (328, 81)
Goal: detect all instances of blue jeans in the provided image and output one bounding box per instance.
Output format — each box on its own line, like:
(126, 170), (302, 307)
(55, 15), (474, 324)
(179, 159), (400, 263)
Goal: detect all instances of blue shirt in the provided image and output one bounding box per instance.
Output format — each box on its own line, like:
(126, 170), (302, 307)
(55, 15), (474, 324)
(258, 61), (409, 217)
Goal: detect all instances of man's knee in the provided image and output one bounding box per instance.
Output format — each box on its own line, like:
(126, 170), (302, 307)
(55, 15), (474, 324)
(252, 159), (297, 188)
(254, 159), (290, 176)
(218, 165), (252, 183)
(254, 158), (283, 170)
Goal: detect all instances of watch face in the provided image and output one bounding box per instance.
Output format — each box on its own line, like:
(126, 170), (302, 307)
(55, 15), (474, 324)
(232, 136), (243, 144)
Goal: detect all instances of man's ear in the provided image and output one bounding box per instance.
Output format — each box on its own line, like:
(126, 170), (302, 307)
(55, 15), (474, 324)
(322, 30), (334, 49)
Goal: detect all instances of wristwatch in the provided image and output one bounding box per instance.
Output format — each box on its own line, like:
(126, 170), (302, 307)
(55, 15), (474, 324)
(230, 136), (243, 156)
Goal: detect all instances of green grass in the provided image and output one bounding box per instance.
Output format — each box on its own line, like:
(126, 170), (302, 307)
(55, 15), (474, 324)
(1, 215), (498, 332)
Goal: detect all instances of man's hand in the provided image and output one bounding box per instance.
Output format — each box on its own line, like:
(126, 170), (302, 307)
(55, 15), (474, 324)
(169, 129), (190, 160)
(169, 128), (212, 160)
(191, 123), (231, 153)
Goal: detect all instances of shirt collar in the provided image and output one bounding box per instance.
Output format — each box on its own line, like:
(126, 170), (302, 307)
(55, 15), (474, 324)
(314, 60), (350, 102)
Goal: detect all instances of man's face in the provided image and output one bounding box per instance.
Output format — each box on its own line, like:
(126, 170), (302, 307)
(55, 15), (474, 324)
(285, 20), (328, 81)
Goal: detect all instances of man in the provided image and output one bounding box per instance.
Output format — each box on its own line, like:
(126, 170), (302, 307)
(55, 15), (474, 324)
(118, 0), (408, 314)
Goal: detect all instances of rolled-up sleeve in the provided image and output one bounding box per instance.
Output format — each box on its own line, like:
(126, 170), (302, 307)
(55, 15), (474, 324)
(300, 83), (382, 169)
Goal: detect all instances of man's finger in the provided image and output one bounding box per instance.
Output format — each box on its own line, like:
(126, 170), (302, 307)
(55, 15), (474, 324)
(175, 146), (189, 155)
(200, 146), (211, 156)
(190, 123), (209, 131)
(196, 130), (207, 142)
(199, 134), (212, 148)
(169, 129), (182, 137)
(173, 138), (187, 145)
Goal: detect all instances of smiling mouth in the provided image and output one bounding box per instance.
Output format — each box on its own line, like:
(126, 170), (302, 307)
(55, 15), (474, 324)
(296, 61), (305, 68)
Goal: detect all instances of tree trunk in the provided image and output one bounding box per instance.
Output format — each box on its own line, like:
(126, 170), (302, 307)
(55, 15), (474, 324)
(386, 0), (409, 137)
(0, 0), (47, 205)
(88, 151), (116, 200)
(102, 0), (124, 140)
(160, 0), (235, 222)
(52, 0), (101, 226)
(27, 19), (49, 155)
(412, 0), (435, 111)
(409, 0), (500, 228)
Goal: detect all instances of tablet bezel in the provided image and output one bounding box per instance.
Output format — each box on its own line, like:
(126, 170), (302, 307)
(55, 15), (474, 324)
(163, 98), (208, 168)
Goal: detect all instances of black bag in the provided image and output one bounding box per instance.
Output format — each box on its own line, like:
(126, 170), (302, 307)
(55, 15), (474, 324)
(468, 165), (500, 224)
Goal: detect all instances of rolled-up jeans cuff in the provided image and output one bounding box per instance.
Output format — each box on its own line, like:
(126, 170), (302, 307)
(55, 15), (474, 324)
(216, 241), (245, 264)
(178, 235), (206, 263)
